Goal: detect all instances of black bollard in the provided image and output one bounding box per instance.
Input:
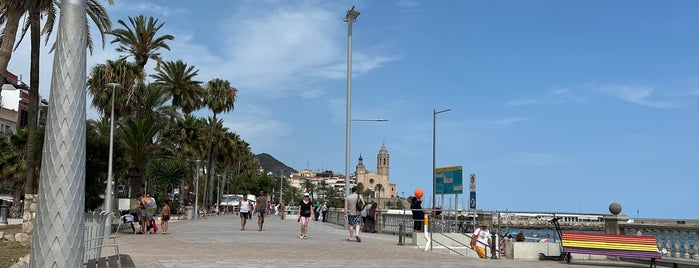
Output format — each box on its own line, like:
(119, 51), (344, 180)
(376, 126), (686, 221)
(0, 200), (8, 225)
(398, 223), (404, 245)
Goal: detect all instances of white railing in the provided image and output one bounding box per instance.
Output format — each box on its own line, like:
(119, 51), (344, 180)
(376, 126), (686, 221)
(621, 224), (699, 259)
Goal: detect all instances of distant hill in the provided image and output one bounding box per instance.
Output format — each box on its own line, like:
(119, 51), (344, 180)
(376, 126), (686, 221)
(256, 153), (297, 177)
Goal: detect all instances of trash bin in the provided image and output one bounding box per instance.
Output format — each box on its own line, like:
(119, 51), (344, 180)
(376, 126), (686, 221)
(186, 206), (194, 220)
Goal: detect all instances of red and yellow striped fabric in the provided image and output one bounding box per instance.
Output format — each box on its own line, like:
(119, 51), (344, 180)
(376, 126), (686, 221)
(562, 232), (659, 252)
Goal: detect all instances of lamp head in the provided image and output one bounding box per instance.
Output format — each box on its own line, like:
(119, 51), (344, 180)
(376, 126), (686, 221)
(344, 6), (360, 22)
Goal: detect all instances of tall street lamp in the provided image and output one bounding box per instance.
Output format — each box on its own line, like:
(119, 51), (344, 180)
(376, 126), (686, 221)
(195, 159), (201, 219)
(103, 82), (121, 236)
(431, 108), (450, 251)
(30, 0), (87, 266)
(344, 6), (360, 203)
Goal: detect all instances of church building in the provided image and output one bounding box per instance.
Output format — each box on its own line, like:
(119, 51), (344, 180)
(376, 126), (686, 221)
(354, 144), (397, 199)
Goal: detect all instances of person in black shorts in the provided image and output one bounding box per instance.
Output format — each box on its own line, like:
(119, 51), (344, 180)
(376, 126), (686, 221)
(160, 202), (171, 234)
(237, 194), (253, 230)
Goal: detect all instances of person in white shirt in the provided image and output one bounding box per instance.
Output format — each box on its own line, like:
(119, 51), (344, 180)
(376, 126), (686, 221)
(237, 194), (253, 231)
(472, 222), (492, 258)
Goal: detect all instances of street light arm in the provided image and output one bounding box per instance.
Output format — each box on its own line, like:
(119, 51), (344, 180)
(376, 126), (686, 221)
(351, 119), (388, 122)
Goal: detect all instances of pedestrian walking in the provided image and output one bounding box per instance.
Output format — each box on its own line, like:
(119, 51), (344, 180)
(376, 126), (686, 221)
(237, 194), (253, 230)
(472, 222), (492, 259)
(298, 193), (313, 239)
(320, 202), (327, 222)
(255, 191), (268, 231)
(344, 186), (364, 242)
(279, 201), (286, 220)
(366, 202), (378, 233)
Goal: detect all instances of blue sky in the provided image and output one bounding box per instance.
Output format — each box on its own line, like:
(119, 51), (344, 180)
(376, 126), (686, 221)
(7, 0), (698, 219)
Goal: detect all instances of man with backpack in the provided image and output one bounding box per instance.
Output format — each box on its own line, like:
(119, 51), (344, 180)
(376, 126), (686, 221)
(344, 186), (363, 242)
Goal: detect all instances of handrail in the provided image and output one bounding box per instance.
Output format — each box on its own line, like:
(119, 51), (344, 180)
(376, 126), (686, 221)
(431, 218), (488, 249)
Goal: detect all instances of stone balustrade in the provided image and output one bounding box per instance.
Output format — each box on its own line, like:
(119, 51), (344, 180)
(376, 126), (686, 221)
(328, 207), (699, 263)
(621, 223), (699, 259)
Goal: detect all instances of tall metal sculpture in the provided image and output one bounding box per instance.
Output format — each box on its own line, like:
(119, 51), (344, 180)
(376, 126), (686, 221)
(30, 0), (87, 266)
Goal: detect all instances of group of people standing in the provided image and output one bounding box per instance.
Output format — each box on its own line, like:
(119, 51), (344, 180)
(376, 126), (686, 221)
(122, 193), (170, 235)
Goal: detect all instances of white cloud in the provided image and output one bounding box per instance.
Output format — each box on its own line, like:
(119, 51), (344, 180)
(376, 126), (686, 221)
(505, 83), (683, 109)
(397, 0), (421, 8)
(220, 103), (290, 153)
(598, 84), (679, 109)
(506, 98), (540, 106)
(206, 3), (398, 97)
(491, 117), (528, 126)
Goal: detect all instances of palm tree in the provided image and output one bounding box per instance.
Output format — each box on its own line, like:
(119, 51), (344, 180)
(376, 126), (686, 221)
(0, 0), (113, 95)
(0, 129), (27, 214)
(0, 1), (28, 96)
(149, 158), (186, 201)
(326, 187), (338, 208)
(202, 116), (226, 211)
(375, 183), (385, 209)
(163, 115), (204, 207)
(301, 179), (315, 200)
(118, 117), (161, 197)
(108, 15), (174, 68)
(203, 78), (236, 212)
(87, 59), (145, 119)
(150, 60), (203, 114)
(131, 83), (179, 127)
(4, 0), (111, 195)
(318, 180), (328, 201)
(23, 0), (50, 194)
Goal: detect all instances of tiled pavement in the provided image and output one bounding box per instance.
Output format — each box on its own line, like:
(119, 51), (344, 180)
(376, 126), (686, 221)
(113, 214), (651, 268)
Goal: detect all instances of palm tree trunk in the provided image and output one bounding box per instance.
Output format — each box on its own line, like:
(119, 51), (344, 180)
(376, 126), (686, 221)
(0, 7), (22, 94)
(24, 3), (41, 195)
(204, 114), (217, 213)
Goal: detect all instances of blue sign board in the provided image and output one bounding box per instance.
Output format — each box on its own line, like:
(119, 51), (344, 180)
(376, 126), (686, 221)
(469, 191), (477, 209)
(435, 166), (463, 195)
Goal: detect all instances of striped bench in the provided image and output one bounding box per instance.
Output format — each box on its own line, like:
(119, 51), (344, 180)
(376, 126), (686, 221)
(562, 232), (661, 267)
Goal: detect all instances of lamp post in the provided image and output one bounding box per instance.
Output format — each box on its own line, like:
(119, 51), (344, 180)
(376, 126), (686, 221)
(344, 6), (360, 204)
(103, 82), (121, 236)
(279, 169), (284, 205)
(30, 0), (87, 265)
(432, 108), (450, 250)
(195, 159), (201, 219)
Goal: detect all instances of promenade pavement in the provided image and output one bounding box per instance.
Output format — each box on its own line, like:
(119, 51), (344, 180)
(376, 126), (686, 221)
(114, 214), (652, 268)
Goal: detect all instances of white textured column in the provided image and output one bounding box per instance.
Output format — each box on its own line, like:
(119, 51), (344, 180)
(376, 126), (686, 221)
(29, 0), (87, 267)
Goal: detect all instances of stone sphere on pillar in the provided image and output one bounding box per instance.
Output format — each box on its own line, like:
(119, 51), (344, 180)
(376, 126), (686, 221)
(609, 202), (622, 215)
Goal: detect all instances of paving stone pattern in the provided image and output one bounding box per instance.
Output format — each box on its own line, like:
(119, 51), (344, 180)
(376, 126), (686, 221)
(114, 214), (650, 268)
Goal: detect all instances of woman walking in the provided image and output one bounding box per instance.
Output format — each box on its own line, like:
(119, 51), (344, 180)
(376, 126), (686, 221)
(297, 193), (313, 239)
(237, 194), (253, 230)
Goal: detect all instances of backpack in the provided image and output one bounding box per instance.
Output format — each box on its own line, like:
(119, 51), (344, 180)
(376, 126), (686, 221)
(355, 195), (364, 212)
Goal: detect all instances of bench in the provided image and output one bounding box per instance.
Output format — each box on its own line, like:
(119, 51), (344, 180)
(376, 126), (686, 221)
(85, 254), (135, 268)
(562, 232), (661, 267)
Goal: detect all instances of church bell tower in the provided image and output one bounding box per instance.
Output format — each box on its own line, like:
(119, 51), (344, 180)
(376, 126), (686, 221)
(377, 144), (389, 176)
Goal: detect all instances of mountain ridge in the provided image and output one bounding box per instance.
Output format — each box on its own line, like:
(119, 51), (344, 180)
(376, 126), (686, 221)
(255, 153), (297, 177)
